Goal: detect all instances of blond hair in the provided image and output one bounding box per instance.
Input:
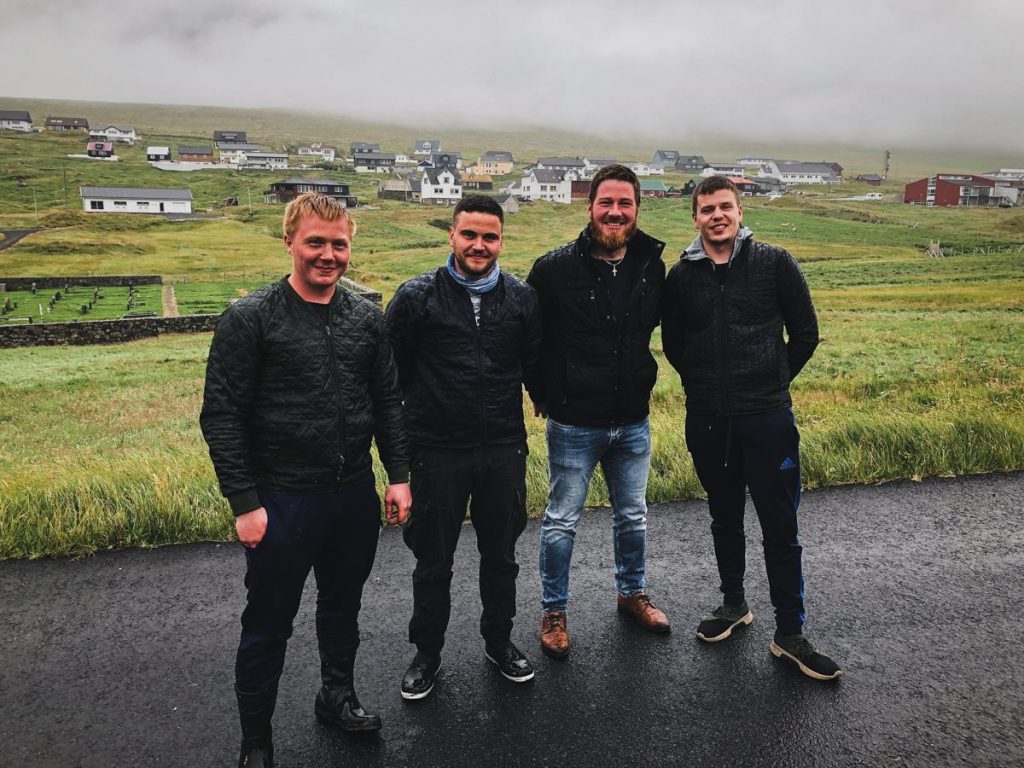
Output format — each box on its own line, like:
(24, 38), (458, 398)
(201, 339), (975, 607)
(283, 193), (356, 238)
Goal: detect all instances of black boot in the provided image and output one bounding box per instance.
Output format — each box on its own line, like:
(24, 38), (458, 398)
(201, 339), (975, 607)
(236, 684), (277, 768)
(314, 643), (382, 733)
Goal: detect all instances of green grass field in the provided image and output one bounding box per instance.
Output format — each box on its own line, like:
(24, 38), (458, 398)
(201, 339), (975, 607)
(1, 99), (1023, 559)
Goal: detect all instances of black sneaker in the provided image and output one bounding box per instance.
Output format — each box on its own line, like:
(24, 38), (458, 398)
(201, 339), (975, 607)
(770, 632), (843, 681)
(484, 640), (535, 683)
(696, 601), (753, 643)
(401, 651), (441, 700)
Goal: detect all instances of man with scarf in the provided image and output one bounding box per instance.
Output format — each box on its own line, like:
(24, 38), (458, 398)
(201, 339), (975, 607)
(385, 195), (543, 700)
(661, 175), (841, 681)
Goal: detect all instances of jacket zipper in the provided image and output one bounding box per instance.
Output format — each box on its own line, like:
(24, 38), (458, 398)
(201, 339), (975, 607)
(324, 303), (347, 481)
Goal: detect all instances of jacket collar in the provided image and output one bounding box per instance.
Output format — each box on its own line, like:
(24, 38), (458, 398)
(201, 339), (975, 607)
(682, 226), (753, 264)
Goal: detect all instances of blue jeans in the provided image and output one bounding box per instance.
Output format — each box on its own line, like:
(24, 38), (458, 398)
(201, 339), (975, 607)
(539, 418), (651, 613)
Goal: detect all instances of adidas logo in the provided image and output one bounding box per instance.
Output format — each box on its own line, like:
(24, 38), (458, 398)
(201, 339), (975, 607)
(779, 457), (797, 471)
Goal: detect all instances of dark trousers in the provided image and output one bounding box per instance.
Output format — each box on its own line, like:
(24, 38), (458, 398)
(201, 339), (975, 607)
(235, 476), (382, 693)
(685, 408), (806, 635)
(404, 444), (528, 654)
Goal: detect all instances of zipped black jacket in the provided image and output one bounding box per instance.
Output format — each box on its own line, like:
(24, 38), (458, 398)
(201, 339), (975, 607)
(526, 228), (666, 427)
(661, 237), (818, 415)
(200, 277), (409, 515)
(384, 267), (542, 449)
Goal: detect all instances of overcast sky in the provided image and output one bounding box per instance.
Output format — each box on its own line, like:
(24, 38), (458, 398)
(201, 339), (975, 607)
(3, 0), (1021, 152)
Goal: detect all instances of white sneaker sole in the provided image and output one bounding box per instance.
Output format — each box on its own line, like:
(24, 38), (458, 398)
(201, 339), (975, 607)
(400, 663), (441, 700)
(485, 651), (536, 683)
(696, 611), (753, 643)
(770, 642), (843, 681)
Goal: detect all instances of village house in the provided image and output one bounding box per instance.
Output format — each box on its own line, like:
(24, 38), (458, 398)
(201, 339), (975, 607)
(214, 130), (247, 143)
(517, 168), (573, 204)
(461, 173), (493, 191)
(727, 176), (761, 195)
(239, 152), (289, 171)
(147, 146), (171, 162)
(426, 151), (462, 170)
(855, 174), (884, 186)
(265, 178), (357, 206)
(904, 174), (1018, 207)
(640, 180), (667, 198)
(378, 178), (417, 203)
(759, 161), (841, 184)
(297, 143), (336, 162)
(420, 167), (462, 205)
(983, 168), (1024, 182)
(535, 156), (587, 175)
(90, 125), (137, 144)
(350, 142), (380, 155)
(217, 143), (262, 165)
(0, 110), (32, 132)
(353, 151), (397, 173)
(703, 163), (747, 177)
(46, 116), (89, 132)
(651, 150), (680, 170)
(737, 155), (773, 168)
(675, 155), (707, 172)
(471, 151), (514, 176)
(493, 193), (520, 215)
(86, 141), (114, 158)
(626, 161), (662, 177)
(583, 156), (617, 174)
(414, 139), (442, 156)
(80, 186), (193, 214)
(179, 145), (214, 163)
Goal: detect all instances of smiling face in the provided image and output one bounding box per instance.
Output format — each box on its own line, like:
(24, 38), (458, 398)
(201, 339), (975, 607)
(284, 214), (351, 302)
(449, 210), (503, 278)
(587, 179), (638, 253)
(693, 187), (743, 250)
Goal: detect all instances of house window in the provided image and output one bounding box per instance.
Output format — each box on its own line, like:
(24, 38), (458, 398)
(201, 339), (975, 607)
(114, 201), (127, 209)
(90, 200), (104, 210)
(137, 201), (149, 209)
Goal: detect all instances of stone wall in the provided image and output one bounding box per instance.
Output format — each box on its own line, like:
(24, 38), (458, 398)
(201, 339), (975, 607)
(0, 315), (219, 348)
(0, 275), (163, 291)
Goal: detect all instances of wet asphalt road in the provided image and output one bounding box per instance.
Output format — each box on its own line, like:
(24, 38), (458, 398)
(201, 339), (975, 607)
(2, 473), (1023, 768)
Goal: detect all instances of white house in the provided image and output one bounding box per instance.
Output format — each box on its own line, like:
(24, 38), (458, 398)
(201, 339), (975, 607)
(90, 125), (138, 144)
(517, 169), (572, 204)
(147, 146), (171, 162)
(0, 110), (32, 132)
(218, 143), (262, 165)
(625, 161), (662, 176)
(420, 167), (462, 205)
(297, 142), (336, 162)
(535, 156), (587, 174)
(240, 152), (289, 170)
(583, 156), (617, 174)
(702, 163), (747, 177)
(759, 161), (840, 184)
(80, 186), (193, 214)
(737, 155), (772, 167)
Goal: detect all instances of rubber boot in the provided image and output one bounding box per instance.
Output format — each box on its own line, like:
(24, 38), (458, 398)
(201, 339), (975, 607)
(314, 643), (382, 733)
(236, 684), (277, 767)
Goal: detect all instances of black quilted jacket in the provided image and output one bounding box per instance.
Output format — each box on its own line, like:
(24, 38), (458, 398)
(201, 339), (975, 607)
(200, 278), (409, 515)
(384, 267), (542, 449)
(661, 237), (819, 415)
(526, 228), (666, 427)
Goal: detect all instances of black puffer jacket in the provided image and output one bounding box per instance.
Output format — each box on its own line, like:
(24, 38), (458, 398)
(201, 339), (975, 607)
(527, 228), (665, 427)
(200, 278), (409, 515)
(661, 237), (818, 415)
(385, 267), (542, 449)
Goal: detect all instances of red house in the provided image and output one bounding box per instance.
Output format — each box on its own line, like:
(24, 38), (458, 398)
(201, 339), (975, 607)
(904, 174), (1001, 207)
(86, 141), (114, 158)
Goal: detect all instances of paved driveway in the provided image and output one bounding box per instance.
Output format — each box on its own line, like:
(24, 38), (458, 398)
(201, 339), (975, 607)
(2, 473), (1022, 767)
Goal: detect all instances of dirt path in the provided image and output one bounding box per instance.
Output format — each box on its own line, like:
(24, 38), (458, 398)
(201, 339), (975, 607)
(161, 284), (179, 317)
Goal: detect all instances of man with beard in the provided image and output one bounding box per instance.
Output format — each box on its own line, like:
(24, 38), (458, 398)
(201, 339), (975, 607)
(526, 164), (670, 659)
(661, 175), (841, 681)
(201, 193), (412, 766)
(385, 195), (543, 699)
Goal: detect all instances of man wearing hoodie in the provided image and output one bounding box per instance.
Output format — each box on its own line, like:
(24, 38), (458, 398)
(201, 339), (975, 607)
(662, 175), (842, 682)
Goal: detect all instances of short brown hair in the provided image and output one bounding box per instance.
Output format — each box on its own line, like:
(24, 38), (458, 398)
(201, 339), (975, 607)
(589, 164), (641, 206)
(453, 194), (504, 227)
(283, 193), (356, 238)
(692, 176), (741, 216)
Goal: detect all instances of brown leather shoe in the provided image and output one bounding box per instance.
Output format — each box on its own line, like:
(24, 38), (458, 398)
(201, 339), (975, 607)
(540, 611), (570, 659)
(617, 592), (671, 633)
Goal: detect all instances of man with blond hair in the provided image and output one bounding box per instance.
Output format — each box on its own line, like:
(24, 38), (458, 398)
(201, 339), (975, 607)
(201, 193), (411, 766)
